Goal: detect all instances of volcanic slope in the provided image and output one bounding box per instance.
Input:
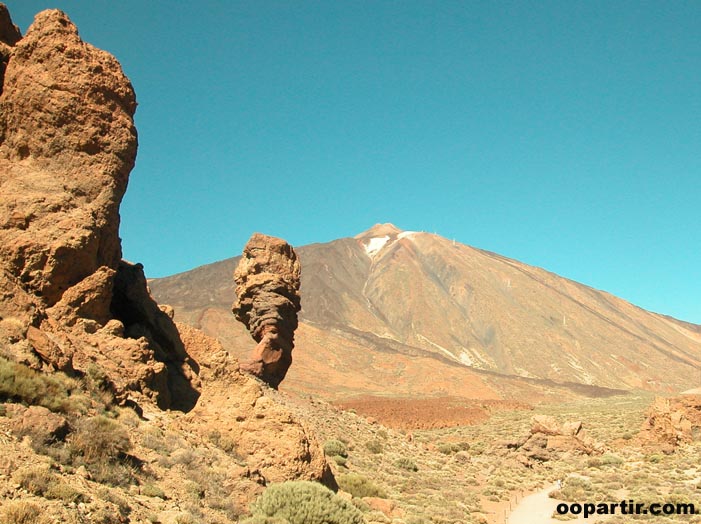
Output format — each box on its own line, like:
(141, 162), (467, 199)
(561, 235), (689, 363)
(150, 224), (701, 401)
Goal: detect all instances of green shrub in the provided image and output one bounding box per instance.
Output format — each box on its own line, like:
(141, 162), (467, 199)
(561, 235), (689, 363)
(0, 356), (79, 413)
(248, 480), (364, 524)
(437, 443), (459, 454)
(337, 473), (387, 498)
(365, 439), (383, 454)
(323, 439), (348, 458)
(142, 482), (166, 498)
(241, 517), (290, 524)
(436, 441), (470, 455)
(333, 455), (347, 467)
(395, 457), (418, 471)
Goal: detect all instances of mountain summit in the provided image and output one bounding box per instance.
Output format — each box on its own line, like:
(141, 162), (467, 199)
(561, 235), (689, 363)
(150, 226), (701, 402)
(354, 222), (404, 239)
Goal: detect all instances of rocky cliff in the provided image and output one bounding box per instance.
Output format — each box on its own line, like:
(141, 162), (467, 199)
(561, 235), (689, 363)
(0, 4), (330, 502)
(0, 7), (195, 410)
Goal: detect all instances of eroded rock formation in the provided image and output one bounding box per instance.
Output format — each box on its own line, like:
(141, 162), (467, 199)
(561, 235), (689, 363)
(232, 233), (301, 388)
(637, 395), (701, 451)
(0, 5), (332, 500)
(0, 7), (197, 410)
(179, 321), (335, 491)
(503, 414), (604, 467)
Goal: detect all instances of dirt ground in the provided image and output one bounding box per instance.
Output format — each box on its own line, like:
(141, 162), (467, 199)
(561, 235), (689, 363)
(334, 396), (531, 429)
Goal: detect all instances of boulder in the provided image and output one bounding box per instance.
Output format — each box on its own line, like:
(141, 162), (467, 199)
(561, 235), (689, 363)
(509, 415), (603, 463)
(0, 9), (137, 307)
(530, 414), (562, 436)
(8, 405), (70, 443)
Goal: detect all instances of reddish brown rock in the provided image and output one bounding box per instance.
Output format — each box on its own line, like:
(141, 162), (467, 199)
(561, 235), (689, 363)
(0, 4), (20, 91)
(232, 233), (301, 388)
(362, 497), (403, 518)
(8, 405), (70, 444)
(637, 395), (701, 450)
(509, 415), (603, 466)
(0, 7), (197, 411)
(0, 7), (334, 510)
(530, 414), (562, 436)
(0, 9), (137, 307)
(177, 321), (334, 489)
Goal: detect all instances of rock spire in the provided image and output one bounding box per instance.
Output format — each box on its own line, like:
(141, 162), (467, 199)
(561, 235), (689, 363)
(232, 233), (301, 388)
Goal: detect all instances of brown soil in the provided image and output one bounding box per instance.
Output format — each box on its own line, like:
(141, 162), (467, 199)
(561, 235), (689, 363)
(334, 395), (531, 429)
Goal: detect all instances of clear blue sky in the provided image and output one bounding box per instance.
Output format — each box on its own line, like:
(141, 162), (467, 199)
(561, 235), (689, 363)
(6, 1), (700, 323)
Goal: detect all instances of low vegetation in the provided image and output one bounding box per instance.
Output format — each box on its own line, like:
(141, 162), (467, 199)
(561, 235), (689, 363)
(245, 480), (364, 524)
(1, 355), (696, 524)
(337, 473), (388, 499)
(0, 356), (83, 413)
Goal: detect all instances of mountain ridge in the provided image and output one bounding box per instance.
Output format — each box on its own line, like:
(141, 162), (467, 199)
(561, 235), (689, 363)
(149, 224), (701, 401)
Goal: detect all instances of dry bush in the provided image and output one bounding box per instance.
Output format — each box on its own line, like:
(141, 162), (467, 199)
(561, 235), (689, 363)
(13, 464), (84, 502)
(337, 473), (387, 498)
(71, 415), (131, 463)
(365, 439), (383, 454)
(247, 480), (364, 524)
(0, 501), (42, 524)
(0, 356), (81, 413)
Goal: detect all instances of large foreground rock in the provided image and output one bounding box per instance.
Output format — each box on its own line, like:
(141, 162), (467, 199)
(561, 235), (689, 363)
(177, 322), (334, 487)
(0, 7), (195, 410)
(0, 5), (333, 505)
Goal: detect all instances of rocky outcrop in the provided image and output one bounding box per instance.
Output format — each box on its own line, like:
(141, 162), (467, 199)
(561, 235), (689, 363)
(232, 234), (301, 388)
(0, 9), (137, 306)
(0, 7), (333, 508)
(0, 6), (196, 410)
(0, 4), (20, 91)
(637, 395), (701, 451)
(504, 415), (604, 466)
(177, 321), (335, 490)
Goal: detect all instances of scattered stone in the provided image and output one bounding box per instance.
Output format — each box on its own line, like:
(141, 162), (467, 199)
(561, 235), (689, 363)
(362, 497), (402, 518)
(530, 415), (561, 436)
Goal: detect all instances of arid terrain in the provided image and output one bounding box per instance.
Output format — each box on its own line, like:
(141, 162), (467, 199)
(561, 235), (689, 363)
(1, 4), (701, 524)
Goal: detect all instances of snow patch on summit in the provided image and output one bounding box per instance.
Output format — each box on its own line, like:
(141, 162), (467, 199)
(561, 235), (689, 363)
(364, 236), (390, 257)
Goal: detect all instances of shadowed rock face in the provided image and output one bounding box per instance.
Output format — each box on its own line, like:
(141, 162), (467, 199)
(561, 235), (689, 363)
(232, 234), (301, 388)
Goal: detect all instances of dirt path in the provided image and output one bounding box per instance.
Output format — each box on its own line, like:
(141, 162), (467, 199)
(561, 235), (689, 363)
(505, 483), (559, 524)
(506, 481), (611, 524)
